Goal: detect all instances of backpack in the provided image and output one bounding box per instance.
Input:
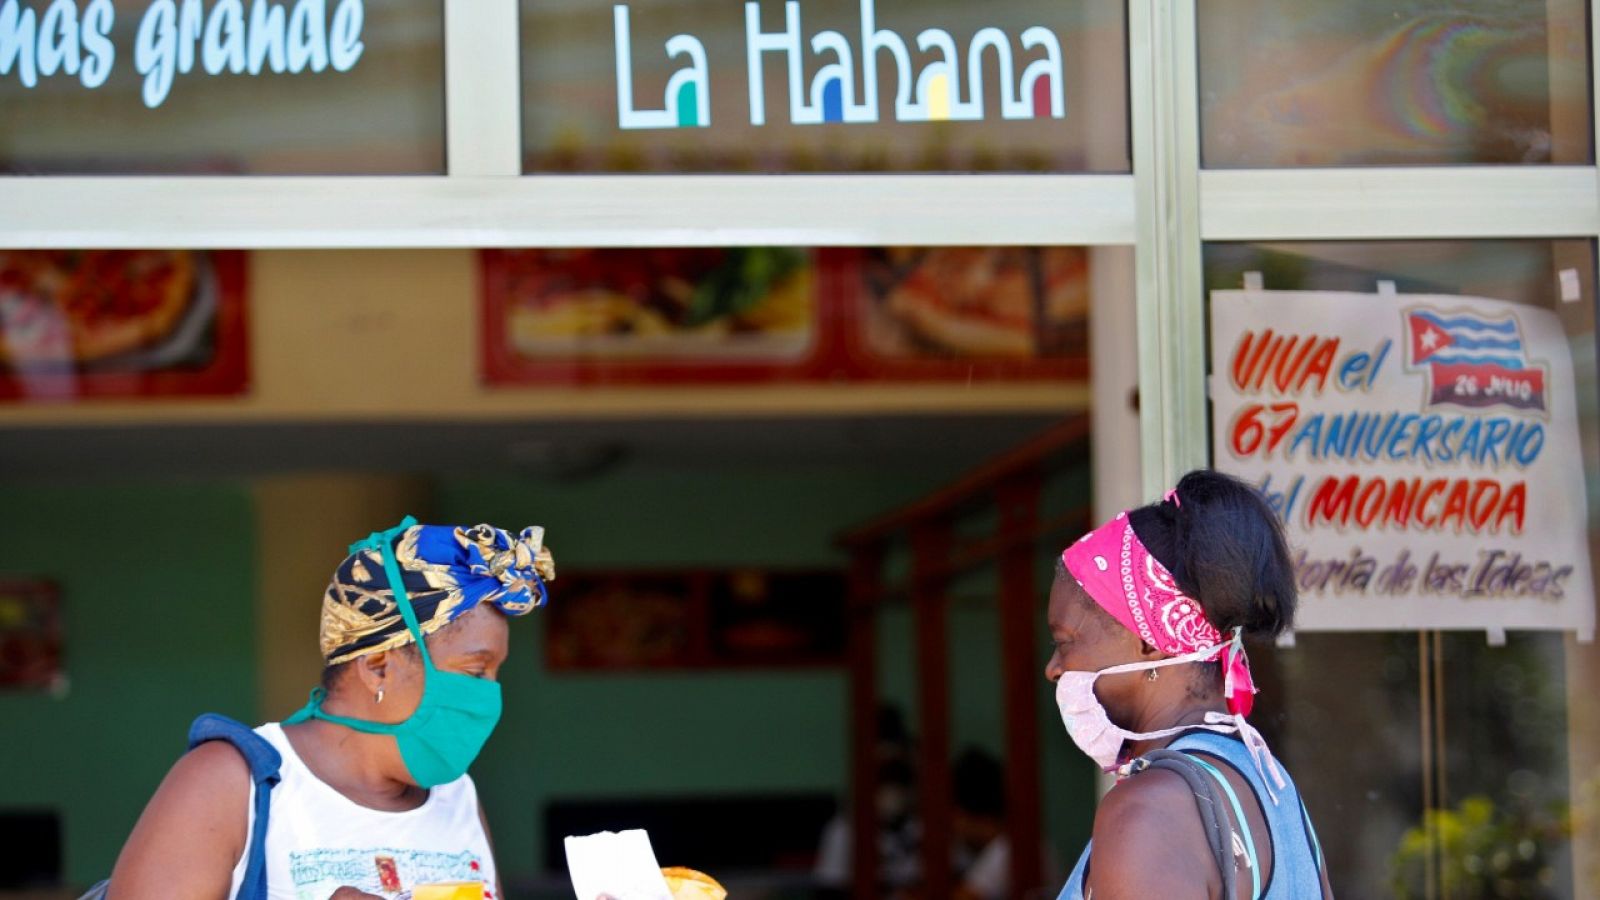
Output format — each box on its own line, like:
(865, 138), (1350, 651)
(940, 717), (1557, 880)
(79, 714), (281, 900)
(1124, 749), (1249, 899)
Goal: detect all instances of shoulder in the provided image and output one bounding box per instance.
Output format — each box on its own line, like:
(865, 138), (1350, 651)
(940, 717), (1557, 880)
(1086, 770), (1216, 898)
(1094, 768), (1198, 839)
(141, 740), (254, 844)
(163, 741), (255, 811)
(107, 741), (252, 898)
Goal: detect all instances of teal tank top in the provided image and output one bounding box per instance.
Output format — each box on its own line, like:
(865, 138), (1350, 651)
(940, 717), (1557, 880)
(1057, 731), (1326, 899)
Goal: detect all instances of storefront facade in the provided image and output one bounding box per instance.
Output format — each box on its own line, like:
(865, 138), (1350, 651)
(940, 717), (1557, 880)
(1, 1), (1598, 898)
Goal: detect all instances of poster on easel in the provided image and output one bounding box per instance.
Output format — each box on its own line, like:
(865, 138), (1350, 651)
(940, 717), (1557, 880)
(1209, 286), (1595, 639)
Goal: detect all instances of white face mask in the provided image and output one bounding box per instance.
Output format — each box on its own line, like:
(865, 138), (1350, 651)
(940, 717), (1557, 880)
(1054, 645), (1240, 772)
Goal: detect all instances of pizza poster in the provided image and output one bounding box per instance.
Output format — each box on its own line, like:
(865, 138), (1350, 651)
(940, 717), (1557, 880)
(479, 247), (1087, 385)
(0, 250), (249, 401)
(1210, 288), (1596, 638)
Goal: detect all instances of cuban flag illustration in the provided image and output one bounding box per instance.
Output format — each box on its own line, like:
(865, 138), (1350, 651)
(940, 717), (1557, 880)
(1407, 309), (1547, 412)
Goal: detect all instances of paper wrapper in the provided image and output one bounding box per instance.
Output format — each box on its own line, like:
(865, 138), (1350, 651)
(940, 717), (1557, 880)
(565, 830), (673, 900)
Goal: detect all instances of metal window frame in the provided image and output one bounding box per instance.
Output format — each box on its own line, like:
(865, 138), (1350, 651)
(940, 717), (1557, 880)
(1133, 0), (1600, 494)
(0, 0), (1595, 492)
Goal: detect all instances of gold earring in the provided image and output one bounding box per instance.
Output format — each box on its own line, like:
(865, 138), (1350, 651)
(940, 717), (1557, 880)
(1146, 669), (1159, 682)
(376, 688), (385, 704)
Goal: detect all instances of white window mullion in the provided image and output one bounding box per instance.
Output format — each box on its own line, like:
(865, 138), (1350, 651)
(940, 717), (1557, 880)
(0, 175), (1136, 249)
(1130, 0), (1207, 494)
(1201, 168), (1600, 242)
(445, 0), (523, 177)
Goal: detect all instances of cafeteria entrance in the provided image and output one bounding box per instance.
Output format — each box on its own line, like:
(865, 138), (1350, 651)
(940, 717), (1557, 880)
(0, 244), (1138, 899)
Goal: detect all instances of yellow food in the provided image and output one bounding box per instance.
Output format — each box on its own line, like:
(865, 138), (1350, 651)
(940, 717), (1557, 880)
(411, 882), (485, 900)
(661, 867), (727, 900)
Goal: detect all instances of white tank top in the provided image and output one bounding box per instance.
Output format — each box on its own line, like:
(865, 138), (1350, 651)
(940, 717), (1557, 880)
(227, 723), (500, 900)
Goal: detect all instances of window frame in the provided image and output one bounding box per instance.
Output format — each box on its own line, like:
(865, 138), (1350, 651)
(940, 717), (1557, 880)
(0, 0), (1594, 495)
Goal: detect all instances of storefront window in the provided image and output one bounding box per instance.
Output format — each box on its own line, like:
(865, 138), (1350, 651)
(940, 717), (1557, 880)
(480, 246), (1093, 385)
(0, 243), (1132, 897)
(1198, 2), (1593, 167)
(1204, 239), (1600, 897)
(0, 0), (445, 174)
(519, 0), (1129, 173)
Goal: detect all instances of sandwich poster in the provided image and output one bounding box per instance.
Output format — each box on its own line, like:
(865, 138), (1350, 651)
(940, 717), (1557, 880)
(479, 247), (1087, 385)
(1210, 287), (1596, 638)
(0, 249), (249, 401)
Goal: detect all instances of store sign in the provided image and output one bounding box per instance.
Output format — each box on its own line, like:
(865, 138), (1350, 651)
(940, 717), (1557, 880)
(1210, 288), (1596, 638)
(613, 0), (1065, 130)
(0, 0), (365, 108)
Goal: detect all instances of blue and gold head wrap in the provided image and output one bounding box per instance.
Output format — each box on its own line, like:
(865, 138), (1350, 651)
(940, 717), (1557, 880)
(320, 518), (556, 665)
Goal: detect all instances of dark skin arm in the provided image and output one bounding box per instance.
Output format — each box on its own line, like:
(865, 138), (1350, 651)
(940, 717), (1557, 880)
(1085, 770), (1222, 900)
(106, 743), (249, 900)
(107, 743), (384, 900)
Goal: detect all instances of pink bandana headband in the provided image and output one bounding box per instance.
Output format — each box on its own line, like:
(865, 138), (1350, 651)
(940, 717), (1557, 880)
(1062, 509), (1257, 718)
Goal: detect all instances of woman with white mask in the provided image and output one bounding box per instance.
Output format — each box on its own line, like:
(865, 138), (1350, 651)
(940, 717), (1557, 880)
(1046, 471), (1335, 899)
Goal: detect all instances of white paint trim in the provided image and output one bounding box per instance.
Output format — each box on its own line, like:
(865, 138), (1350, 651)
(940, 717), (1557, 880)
(1202, 167), (1600, 241)
(445, 0), (523, 177)
(1131, 0), (1208, 496)
(0, 175), (1137, 248)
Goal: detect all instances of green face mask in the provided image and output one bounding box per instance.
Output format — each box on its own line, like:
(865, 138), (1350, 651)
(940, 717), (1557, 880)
(286, 517), (504, 788)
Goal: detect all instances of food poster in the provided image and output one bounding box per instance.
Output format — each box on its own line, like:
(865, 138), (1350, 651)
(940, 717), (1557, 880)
(1210, 287), (1596, 637)
(851, 246), (1088, 379)
(544, 570), (846, 670)
(0, 250), (249, 400)
(481, 247), (819, 384)
(479, 247), (1089, 384)
(0, 580), (62, 691)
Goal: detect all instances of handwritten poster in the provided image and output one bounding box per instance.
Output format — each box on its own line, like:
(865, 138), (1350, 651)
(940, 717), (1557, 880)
(1210, 288), (1595, 638)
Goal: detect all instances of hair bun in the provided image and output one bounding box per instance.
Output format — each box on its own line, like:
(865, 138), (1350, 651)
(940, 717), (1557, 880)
(1131, 470), (1298, 639)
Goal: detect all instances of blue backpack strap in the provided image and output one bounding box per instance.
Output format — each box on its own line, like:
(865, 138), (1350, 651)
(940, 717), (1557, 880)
(187, 714), (281, 900)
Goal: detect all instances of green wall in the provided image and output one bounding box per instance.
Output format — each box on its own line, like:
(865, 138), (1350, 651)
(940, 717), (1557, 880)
(441, 460), (1097, 881)
(438, 461), (958, 879)
(0, 482), (258, 888)
(0, 459), (1096, 890)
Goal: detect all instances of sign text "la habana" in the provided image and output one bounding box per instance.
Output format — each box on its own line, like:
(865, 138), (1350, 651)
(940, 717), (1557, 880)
(614, 0), (1067, 130)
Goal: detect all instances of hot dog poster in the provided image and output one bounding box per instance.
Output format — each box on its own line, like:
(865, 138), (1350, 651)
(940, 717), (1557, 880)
(1210, 287), (1596, 638)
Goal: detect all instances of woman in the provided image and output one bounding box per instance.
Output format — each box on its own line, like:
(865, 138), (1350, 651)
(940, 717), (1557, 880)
(108, 517), (555, 900)
(1047, 471), (1333, 899)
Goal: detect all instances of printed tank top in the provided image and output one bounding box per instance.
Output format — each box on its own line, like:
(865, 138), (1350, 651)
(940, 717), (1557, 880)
(1058, 730), (1326, 900)
(226, 723), (499, 900)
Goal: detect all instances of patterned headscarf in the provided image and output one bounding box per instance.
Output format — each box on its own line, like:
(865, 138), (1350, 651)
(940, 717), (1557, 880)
(320, 519), (556, 665)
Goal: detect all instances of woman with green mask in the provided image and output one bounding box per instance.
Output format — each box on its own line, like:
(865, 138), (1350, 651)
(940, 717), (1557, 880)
(106, 517), (555, 900)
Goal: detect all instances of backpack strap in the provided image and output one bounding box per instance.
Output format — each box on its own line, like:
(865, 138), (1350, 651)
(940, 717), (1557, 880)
(187, 714), (281, 900)
(1126, 749), (1241, 900)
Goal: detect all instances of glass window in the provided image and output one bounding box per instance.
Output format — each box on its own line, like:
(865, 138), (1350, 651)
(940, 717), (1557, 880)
(519, 0), (1129, 173)
(1198, 2), (1593, 167)
(481, 246), (1092, 385)
(0, 0), (445, 174)
(1204, 239), (1599, 897)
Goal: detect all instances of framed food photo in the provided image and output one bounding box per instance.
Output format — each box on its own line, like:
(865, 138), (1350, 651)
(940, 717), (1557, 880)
(0, 579), (63, 693)
(0, 250), (249, 401)
(544, 569), (847, 671)
(480, 248), (827, 385)
(841, 246), (1091, 381)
